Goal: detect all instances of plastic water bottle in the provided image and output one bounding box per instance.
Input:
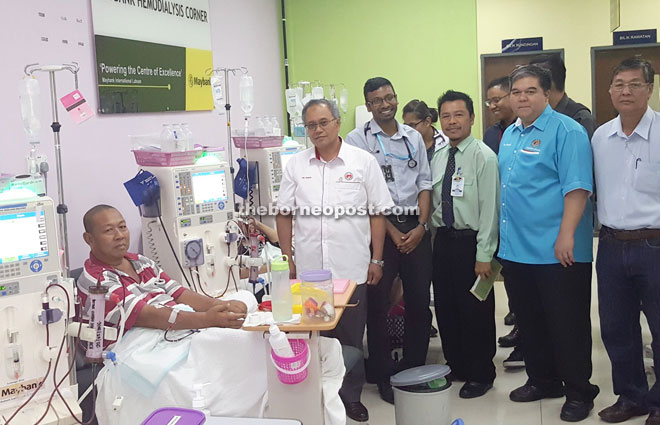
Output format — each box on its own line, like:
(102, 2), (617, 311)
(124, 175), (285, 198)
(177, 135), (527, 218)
(181, 123), (193, 149)
(191, 383), (210, 417)
(160, 124), (176, 152)
(340, 88), (349, 114)
(171, 124), (186, 151)
(255, 116), (266, 136)
(263, 116), (273, 136)
(270, 255), (293, 322)
(269, 324), (294, 358)
(271, 116), (281, 137)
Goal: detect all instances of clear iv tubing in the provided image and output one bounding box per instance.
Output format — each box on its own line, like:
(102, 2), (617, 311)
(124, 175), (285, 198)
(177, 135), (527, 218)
(248, 232), (260, 284)
(244, 117), (251, 209)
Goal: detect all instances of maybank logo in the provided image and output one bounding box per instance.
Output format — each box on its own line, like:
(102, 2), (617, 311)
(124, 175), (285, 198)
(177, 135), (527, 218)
(0, 378), (43, 402)
(188, 74), (210, 88)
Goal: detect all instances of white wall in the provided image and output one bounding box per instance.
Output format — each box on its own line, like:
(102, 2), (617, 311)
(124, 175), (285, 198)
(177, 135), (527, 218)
(0, 0), (283, 269)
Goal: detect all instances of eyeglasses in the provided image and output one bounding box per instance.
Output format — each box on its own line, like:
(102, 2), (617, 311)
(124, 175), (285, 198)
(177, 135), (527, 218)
(304, 118), (338, 131)
(404, 120), (424, 128)
(367, 94), (398, 106)
(610, 82), (650, 92)
(484, 94), (509, 107)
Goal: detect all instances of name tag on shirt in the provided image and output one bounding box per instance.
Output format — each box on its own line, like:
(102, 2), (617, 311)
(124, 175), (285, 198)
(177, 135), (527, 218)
(451, 175), (464, 197)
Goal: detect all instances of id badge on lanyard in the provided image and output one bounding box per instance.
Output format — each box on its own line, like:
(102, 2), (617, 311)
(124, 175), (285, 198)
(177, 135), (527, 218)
(451, 167), (464, 197)
(381, 164), (395, 182)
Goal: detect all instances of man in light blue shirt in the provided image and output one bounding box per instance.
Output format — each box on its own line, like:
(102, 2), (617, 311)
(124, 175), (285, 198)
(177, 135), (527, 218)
(498, 65), (599, 422)
(346, 77), (433, 405)
(593, 58), (660, 425)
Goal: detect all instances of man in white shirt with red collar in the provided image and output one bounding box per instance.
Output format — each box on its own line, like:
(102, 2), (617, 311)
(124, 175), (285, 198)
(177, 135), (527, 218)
(277, 98), (394, 422)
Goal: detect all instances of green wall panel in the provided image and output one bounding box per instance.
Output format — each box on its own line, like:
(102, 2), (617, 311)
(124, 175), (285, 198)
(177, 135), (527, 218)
(285, 0), (481, 137)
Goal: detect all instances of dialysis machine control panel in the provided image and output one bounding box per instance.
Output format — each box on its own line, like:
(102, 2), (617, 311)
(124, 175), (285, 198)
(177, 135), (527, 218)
(171, 166), (232, 228)
(0, 199), (61, 298)
(244, 146), (302, 228)
(248, 146), (302, 203)
(140, 163), (237, 295)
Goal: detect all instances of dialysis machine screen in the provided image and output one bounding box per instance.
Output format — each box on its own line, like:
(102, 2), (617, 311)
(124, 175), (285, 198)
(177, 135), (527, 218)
(0, 209), (48, 264)
(191, 170), (229, 205)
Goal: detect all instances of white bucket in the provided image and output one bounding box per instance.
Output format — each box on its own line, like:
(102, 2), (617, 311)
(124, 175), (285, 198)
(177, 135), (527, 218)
(393, 385), (451, 425)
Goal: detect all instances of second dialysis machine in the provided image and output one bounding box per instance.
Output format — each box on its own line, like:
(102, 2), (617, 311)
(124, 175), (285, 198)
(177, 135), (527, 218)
(140, 163), (241, 296)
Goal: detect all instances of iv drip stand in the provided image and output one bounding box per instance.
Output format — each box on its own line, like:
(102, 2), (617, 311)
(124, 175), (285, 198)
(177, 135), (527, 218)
(206, 66), (248, 171)
(24, 62), (80, 389)
(24, 63), (79, 279)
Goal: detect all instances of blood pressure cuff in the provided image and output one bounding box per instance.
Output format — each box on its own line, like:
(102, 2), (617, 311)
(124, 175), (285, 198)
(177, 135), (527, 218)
(234, 158), (258, 199)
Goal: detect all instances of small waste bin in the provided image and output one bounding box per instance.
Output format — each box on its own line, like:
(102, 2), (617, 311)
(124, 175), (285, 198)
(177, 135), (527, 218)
(390, 364), (452, 425)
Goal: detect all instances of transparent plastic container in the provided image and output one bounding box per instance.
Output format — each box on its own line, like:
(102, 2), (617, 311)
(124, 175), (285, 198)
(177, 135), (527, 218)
(300, 270), (334, 324)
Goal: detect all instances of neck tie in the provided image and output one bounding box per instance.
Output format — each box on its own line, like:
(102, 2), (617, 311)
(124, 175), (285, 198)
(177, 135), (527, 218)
(441, 147), (458, 228)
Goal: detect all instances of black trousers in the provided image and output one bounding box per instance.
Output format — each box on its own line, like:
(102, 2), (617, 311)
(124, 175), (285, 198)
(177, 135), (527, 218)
(433, 228), (496, 383)
(322, 284), (367, 402)
(502, 260), (597, 401)
(367, 217), (432, 382)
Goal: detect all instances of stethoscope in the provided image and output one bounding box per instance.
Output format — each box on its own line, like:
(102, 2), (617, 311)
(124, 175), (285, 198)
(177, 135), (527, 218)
(364, 122), (418, 168)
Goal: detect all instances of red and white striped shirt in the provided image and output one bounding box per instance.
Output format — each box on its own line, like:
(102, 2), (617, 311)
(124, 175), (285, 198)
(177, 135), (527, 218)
(78, 252), (185, 331)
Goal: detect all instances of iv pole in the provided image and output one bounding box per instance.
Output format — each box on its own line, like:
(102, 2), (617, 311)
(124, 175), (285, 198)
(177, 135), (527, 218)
(24, 63), (79, 279)
(206, 66), (248, 171)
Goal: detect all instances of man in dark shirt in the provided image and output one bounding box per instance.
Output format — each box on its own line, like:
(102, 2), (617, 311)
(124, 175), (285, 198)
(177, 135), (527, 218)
(483, 76), (516, 154)
(529, 54), (596, 139)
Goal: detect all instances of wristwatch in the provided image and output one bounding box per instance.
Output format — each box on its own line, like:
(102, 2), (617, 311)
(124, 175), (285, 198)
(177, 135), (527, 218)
(370, 259), (384, 267)
(418, 221), (429, 232)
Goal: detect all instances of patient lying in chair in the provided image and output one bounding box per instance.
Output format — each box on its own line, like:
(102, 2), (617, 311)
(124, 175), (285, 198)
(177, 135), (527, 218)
(77, 205), (345, 425)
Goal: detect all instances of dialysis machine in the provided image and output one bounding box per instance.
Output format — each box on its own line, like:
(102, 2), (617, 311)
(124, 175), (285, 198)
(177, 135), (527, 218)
(246, 145), (303, 229)
(0, 196), (79, 424)
(140, 162), (243, 296)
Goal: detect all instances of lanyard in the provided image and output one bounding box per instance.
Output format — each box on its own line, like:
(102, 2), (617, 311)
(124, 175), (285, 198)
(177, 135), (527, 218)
(375, 133), (418, 168)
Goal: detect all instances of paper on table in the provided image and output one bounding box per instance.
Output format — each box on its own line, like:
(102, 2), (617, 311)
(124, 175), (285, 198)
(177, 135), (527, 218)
(242, 312), (301, 328)
(469, 259), (503, 302)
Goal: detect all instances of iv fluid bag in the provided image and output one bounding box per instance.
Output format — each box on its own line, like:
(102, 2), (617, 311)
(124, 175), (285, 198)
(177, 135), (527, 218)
(210, 75), (225, 115)
(285, 88), (303, 117)
(340, 88), (349, 114)
(19, 77), (41, 145)
(311, 85), (324, 100)
(240, 75), (254, 116)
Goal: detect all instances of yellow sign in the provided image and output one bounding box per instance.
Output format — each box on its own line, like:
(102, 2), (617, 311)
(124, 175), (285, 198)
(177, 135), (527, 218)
(186, 48), (214, 111)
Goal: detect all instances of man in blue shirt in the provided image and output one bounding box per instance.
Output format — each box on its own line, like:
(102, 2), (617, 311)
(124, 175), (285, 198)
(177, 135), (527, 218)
(498, 65), (599, 422)
(346, 77), (433, 406)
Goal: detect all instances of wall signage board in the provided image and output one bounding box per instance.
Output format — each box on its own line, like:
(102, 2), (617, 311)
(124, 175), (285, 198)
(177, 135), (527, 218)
(91, 0), (213, 114)
(501, 37), (543, 53)
(613, 29), (657, 46)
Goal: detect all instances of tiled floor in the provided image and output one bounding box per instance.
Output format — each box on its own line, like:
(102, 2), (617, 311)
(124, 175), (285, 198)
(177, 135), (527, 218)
(351, 247), (655, 425)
